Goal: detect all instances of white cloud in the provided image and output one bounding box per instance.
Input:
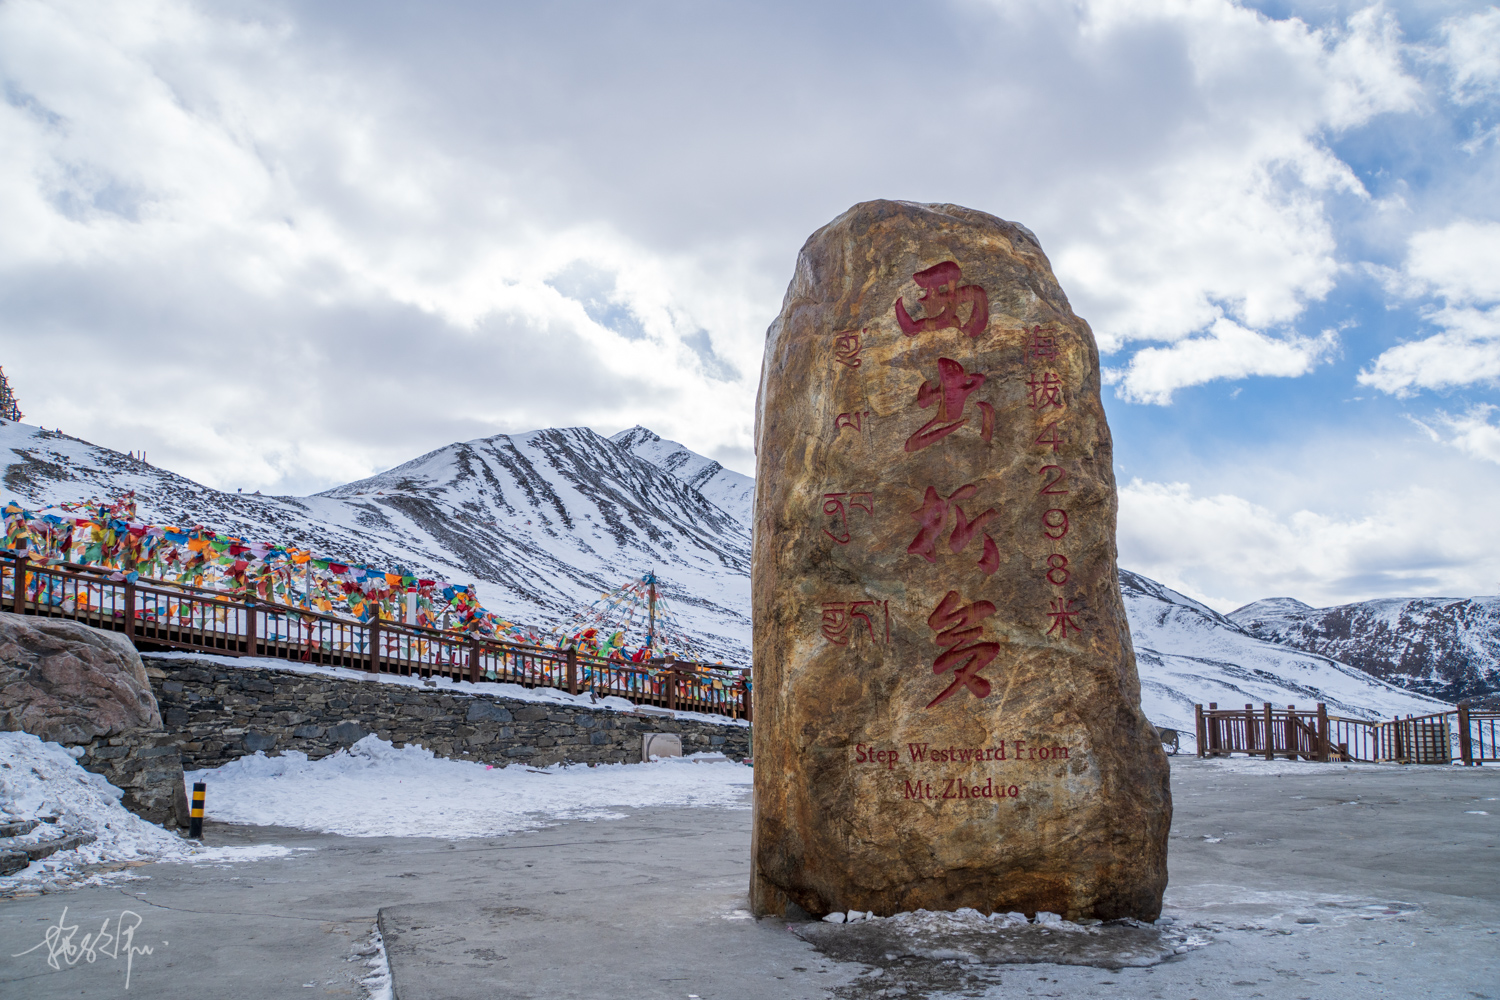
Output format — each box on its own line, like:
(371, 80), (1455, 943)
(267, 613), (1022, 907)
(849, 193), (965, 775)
(1436, 5), (1500, 103)
(1422, 403), (1500, 465)
(1404, 219), (1500, 303)
(1104, 317), (1338, 404)
(0, 0), (1468, 495)
(1359, 219), (1500, 395)
(0, 0), (759, 491)
(1052, 1), (1419, 351)
(1118, 476), (1500, 610)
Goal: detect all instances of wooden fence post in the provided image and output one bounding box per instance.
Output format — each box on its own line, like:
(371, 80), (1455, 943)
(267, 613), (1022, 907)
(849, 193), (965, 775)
(12, 552), (26, 615)
(468, 638), (480, 683)
(124, 580), (136, 641)
(1194, 704), (1205, 758)
(245, 600), (258, 656)
(1263, 703), (1274, 760)
(368, 606), (380, 672)
(1207, 703), (1218, 756)
(567, 647), (578, 695)
(1316, 703), (1330, 762)
(1458, 701), (1473, 766)
(666, 661), (677, 713)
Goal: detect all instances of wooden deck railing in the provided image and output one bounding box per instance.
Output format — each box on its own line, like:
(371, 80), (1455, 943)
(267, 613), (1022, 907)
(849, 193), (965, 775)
(1195, 702), (1498, 766)
(1, 550), (751, 721)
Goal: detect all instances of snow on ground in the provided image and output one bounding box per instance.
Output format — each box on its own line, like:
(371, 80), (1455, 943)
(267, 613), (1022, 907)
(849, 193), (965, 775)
(189, 736), (754, 838)
(146, 650), (749, 728)
(0, 732), (292, 890)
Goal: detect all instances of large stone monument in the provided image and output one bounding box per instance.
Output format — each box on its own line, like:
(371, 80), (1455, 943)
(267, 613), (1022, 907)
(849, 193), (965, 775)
(750, 201), (1170, 921)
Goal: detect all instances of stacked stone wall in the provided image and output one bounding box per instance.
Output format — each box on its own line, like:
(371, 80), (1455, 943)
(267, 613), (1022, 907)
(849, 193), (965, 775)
(142, 656), (750, 770)
(76, 730), (190, 827)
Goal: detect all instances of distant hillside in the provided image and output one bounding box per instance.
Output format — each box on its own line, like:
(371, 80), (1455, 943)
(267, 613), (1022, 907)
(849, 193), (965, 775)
(1120, 571), (1452, 748)
(1, 417), (1470, 734)
(0, 420), (750, 662)
(1230, 595), (1500, 707)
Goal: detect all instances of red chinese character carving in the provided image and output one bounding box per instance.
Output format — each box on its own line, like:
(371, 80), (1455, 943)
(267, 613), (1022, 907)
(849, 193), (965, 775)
(823, 491), (874, 545)
(906, 484), (1000, 576)
(835, 411), (871, 434)
(895, 262), (989, 339)
(1045, 597), (1084, 637)
(833, 329), (866, 368)
(905, 358), (995, 452)
(1027, 372), (1064, 410)
(1027, 325), (1057, 362)
(821, 600), (890, 644)
(925, 591), (999, 709)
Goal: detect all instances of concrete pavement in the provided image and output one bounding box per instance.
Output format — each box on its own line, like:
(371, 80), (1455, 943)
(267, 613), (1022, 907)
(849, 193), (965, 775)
(1, 758), (1496, 999)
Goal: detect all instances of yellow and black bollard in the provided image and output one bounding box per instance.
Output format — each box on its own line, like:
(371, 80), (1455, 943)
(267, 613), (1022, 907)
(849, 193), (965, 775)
(189, 782), (205, 839)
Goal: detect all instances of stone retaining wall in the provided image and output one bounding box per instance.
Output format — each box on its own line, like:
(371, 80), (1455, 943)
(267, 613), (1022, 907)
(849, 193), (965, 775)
(142, 656), (750, 770)
(76, 730), (190, 827)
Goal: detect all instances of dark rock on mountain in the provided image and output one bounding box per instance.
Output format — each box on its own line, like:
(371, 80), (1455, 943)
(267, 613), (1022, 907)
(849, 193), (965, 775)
(1230, 596), (1500, 708)
(611, 426), (754, 525)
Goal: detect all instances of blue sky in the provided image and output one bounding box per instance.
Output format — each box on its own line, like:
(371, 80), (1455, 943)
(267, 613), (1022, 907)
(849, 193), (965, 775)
(1, 0), (1497, 610)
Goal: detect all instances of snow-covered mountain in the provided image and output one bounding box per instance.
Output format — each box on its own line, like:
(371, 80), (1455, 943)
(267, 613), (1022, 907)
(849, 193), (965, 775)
(1, 417), (1481, 735)
(0, 420), (750, 662)
(610, 426), (754, 524)
(1121, 571), (1453, 748)
(1229, 596), (1500, 707)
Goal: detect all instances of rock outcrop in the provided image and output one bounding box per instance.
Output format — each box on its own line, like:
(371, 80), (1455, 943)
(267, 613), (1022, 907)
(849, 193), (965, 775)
(750, 200), (1170, 921)
(0, 612), (160, 741)
(0, 613), (186, 826)
(1230, 596), (1500, 708)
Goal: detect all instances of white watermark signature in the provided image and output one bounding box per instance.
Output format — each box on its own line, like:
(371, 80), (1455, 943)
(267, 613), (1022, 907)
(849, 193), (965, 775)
(11, 906), (165, 989)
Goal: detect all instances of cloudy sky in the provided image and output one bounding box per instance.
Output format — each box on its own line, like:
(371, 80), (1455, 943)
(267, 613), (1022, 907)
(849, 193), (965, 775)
(2, 0), (1498, 611)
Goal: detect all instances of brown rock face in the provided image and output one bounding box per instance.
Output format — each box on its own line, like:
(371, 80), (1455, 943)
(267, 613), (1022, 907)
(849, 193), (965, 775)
(750, 201), (1170, 921)
(0, 612), (161, 743)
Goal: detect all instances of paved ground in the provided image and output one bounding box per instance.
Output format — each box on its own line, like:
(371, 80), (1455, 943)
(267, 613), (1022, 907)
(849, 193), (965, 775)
(1, 758), (1496, 999)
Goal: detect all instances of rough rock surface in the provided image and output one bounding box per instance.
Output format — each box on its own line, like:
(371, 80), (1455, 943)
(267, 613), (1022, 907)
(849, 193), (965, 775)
(750, 201), (1170, 921)
(0, 613), (187, 826)
(0, 612), (160, 742)
(1230, 595), (1500, 708)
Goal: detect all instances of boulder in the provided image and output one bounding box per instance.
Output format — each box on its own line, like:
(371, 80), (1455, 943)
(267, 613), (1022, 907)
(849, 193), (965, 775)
(0, 612), (160, 742)
(750, 201), (1170, 921)
(0, 613), (186, 827)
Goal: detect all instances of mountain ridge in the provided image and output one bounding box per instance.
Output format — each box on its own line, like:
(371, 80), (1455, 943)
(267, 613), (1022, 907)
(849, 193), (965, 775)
(1230, 594), (1500, 706)
(0, 420), (751, 662)
(2, 417), (1486, 726)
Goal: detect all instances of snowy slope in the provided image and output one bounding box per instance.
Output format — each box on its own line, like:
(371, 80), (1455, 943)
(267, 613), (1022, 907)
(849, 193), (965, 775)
(1230, 595), (1500, 707)
(2, 416), (1469, 733)
(610, 426), (754, 525)
(0, 419), (751, 662)
(1122, 570), (1453, 748)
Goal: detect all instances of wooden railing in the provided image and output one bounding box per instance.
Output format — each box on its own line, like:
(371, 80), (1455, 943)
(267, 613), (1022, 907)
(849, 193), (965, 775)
(1195, 702), (1498, 766)
(1, 550), (751, 721)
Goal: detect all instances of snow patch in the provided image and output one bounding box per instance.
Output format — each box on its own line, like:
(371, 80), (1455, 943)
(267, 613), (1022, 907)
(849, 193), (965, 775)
(188, 736), (754, 838)
(0, 731), (292, 888)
